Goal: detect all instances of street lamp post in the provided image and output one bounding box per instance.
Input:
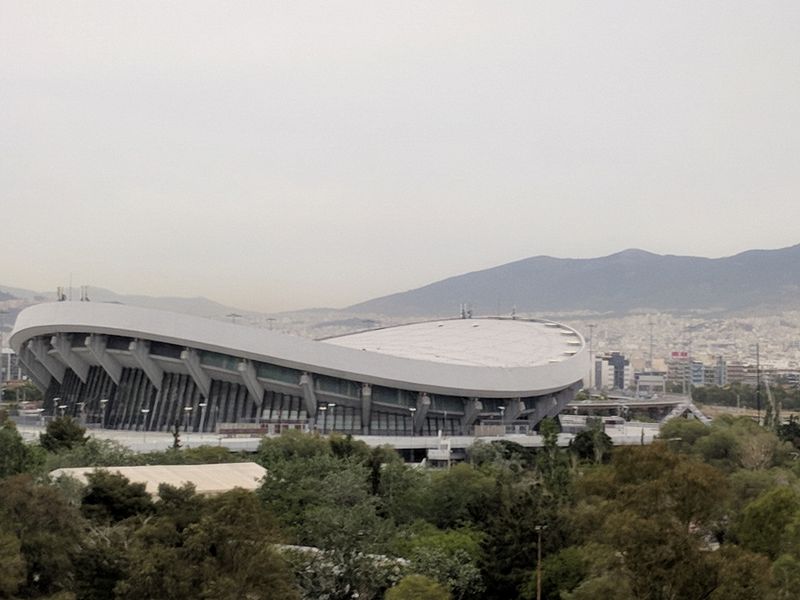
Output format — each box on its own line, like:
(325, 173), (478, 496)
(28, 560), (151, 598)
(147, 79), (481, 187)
(58, 404), (67, 418)
(319, 404), (328, 434)
(499, 405), (506, 434)
(183, 405), (193, 432)
(52, 397), (62, 417)
(755, 342), (761, 425)
(535, 525), (547, 600)
(141, 408), (150, 444)
(328, 403), (336, 433)
(409, 406), (417, 437)
(99, 398), (109, 428)
(199, 402), (208, 434)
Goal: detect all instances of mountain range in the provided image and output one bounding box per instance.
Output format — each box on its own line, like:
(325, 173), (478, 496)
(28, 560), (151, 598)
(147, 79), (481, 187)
(347, 244), (800, 317)
(4, 244), (800, 330)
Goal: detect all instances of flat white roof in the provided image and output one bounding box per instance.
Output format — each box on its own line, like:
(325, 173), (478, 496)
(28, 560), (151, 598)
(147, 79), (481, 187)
(324, 318), (583, 368)
(50, 462), (267, 496)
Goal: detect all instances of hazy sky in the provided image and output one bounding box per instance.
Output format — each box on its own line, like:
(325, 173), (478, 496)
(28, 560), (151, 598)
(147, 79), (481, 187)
(2, 1), (799, 312)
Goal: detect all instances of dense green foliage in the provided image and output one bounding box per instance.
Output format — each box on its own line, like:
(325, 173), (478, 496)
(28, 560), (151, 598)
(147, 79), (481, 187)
(39, 416), (88, 453)
(693, 382), (800, 411)
(4, 415), (800, 598)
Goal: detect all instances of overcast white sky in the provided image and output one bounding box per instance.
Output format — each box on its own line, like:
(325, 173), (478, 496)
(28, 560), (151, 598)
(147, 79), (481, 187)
(2, 1), (799, 312)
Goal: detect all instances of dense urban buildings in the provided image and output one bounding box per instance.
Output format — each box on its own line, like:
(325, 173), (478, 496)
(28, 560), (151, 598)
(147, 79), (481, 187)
(9, 302), (589, 435)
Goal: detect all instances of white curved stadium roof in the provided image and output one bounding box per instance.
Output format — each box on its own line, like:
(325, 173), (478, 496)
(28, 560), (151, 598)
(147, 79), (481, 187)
(11, 302), (588, 398)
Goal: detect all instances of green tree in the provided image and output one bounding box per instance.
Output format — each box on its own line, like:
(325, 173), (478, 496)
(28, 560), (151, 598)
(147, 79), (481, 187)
(658, 418), (710, 450)
(385, 574), (451, 600)
(393, 523), (485, 600)
(423, 464), (495, 529)
(74, 524), (131, 600)
(569, 425), (613, 464)
(772, 553), (800, 600)
(117, 488), (299, 600)
(468, 440), (534, 471)
(329, 433), (372, 462)
(735, 486), (800, 559)
(257, 429), (331, 467)
(707, 545), (772, 600)
(568, 444), (730, 600)
(479, 474), (565, 600)
(0, 530), (25, 597)
(0, 417), (41, 477)
(40, 416), (88, 452)
(0, 474), (86, 597)
(80, 470), (154, 524)
(522, 545), (588, 600)
(259, 452), (358, 537)
(536, 417), (571, 500)
(375, 459), (429, 525)
(45, 436), (140, 471)
(778, 415), (800, 450)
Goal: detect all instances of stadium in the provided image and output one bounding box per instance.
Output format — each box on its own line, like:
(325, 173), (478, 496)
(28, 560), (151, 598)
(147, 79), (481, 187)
(10, 302), (588, 436)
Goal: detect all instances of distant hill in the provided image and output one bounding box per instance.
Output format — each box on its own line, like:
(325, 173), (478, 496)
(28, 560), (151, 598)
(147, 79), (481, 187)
(0, 284), (248, 320)
(347, 244), (800, 317)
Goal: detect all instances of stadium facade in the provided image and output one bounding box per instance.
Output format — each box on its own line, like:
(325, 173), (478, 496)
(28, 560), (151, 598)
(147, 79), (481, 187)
(10, 302), (588, 436)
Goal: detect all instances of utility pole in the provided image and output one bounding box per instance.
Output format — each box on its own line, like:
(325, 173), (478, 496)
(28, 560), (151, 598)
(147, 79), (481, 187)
(648, 316), (654, 370)
(535, 525), (547, 600)
(588, 324), (595, 390)
(756, 343), (761, 425)
(0, 310), (7, 402)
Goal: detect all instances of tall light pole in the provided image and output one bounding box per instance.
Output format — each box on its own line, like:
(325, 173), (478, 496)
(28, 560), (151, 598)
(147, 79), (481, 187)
(328, 403), (336, 433)
(52, 397), (62, 417)
(499, 405), (506, 433)
(409, 406), (417, 437)
(141, 408), (150, 444)
(756, 343), (761, 425)
(199, 402), (208, 433)
(587, 324), (595, 390)
(0, 309), (7, 402)
(183, 405), (193, 432)
(319, 404), (328, 434)
(535, 524), (547, 600)
(99, 398), (109, 428)
(58, 403), (67, 417)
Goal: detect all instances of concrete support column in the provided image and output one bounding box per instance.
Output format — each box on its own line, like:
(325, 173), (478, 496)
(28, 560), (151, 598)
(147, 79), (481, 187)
(299, 372), (318, 422)
(503, 398), (524, 422)
(18, 345), (51, 391)
(237, 360), (265, 407)
(129, 340), (164, 390)
(180, 349), (210, 399)
(529, 382), (581, 426)
(28, 338), (66, 383)
(85, 335), (122, 384)
(462, 398), (482, 433)
(361, 383), (372, 434)
(413, 393), (431, 434)
(51, 334), (90, 383)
